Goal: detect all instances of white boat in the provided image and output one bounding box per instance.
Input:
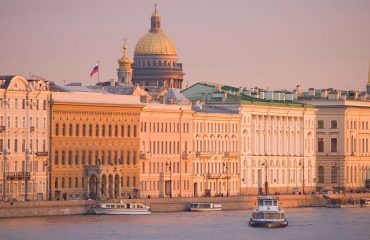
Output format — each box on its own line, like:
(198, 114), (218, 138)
(189, 203), (222, 212)
(92, 202), (151, 215)
(360, 198), (370, 207)
(249, 196), (288, 228)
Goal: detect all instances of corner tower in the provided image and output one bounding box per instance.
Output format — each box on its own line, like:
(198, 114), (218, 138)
(133, 7), (184, 89)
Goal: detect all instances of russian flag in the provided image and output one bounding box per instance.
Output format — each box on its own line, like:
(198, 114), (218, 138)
(90, 64), (99, 77)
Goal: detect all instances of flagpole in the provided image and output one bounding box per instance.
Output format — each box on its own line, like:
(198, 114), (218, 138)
(98, 60), (100, 83)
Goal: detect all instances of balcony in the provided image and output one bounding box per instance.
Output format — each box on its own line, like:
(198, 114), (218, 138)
(6, 172), (31, 180)
(182, 152), (194, 160)
(36, 151), (48, 157)
(224, 151), (240, 158)
(140, 153), (152, 160)
(195, 151), (213, 158)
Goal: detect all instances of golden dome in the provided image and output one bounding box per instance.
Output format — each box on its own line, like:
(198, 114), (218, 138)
(134, 8), (177, 56)
(118, 43), (132, 66)
(134, 32), (177, 55)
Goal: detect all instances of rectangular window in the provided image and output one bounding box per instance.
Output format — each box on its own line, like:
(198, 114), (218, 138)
(318, 138), (324, 152)
(331, 120), (337, 129)
(331, 138), (337, 152)
(318, 120), (324, 129)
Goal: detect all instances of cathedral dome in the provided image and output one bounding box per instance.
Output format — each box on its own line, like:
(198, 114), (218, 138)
(134, 32), (177, 55)
(134, 8), (177, 56)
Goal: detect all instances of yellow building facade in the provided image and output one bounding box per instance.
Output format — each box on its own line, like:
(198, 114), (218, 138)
(51, 92), (143, 200)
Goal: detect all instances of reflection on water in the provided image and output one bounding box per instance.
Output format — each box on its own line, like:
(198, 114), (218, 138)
(1, 208), (370, 240)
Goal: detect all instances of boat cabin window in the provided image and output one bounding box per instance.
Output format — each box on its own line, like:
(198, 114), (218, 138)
(259, 199), (278, 206)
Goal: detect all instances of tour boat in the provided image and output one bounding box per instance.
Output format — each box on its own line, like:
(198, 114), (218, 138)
(92, 201), (151, 215)
(360, 198), (370, 207)
(249, 196), (288, 228)
(189, 203), (222, 212)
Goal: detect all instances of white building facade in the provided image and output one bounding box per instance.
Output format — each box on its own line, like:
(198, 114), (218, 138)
(0, 76), (51, 201)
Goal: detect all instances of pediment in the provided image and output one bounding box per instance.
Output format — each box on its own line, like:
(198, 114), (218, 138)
(7, 76), (33, 92)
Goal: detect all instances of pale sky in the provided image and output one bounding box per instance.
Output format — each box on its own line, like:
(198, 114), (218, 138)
(1, 0), (370, 91)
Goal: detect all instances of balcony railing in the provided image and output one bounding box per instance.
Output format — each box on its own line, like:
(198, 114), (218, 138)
(140, 153), (152, 160)
(224, 151), (240, 158)
(6, 172), (31, 180)
(36, 151), (49, 157)
(195, 151), (213, 158)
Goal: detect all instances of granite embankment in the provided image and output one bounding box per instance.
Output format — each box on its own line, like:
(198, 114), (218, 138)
(1, 193), (369, 218)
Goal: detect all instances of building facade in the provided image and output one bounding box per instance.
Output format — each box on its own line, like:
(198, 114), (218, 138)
(0, 75), (50, 201)
(50, 92), (143, 200)
(139, 103), (193, 198)
(192, 104), (241, 197)
(298, 99), (370, 191)
(133, 8), (185, 89)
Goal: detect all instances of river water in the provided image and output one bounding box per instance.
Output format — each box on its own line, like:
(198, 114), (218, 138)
(1, 208), (369, 240)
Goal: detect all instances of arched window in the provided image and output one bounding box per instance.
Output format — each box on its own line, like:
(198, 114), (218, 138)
(75, 177), (79, 188)
(82, 151), (86, 165)
(61, 151), (66, 165)
(62, 177), (65, 188)
(318, 166), (324, 183)
(115, 125), (118, 137)
(89, 124), (93, 136)
(134, 126), (137, 137)
(127, 125), (131, 137)
(127, 151), (130, 165)
(102, 125), (105, 136)
(62, 124), (66, 136)
(68, 150), (72, 165)
(88, 151), (92, 165)
(133, 151), (137, 165)
(121, 126), (125, 137)
(76, 124), (79, 136)
(133, 176), (136, 187)
(55, 177), (58, 188)
(82, 124), (86, 136)
(54, 151), (59, 165)
(127, 176), (130, 187)
(331, 166), (337, 183)
(121, 176), (124, 187)
(108, 151), (112, 165)
(96, 124), (99, 136)
(75, 151), (79, 165)
(68, 177), (72, 188)
(109, 125), (112, 137)
(55, 123), (59, 136)
(69, 124), (73, 136)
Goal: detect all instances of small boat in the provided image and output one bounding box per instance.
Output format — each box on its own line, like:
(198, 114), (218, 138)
(327, 199), (342, 208)
(92, 201), (151, 215)
(360, 198), (370, 207)
(249, 196), (288, 228)
(189, 203), (222, 212)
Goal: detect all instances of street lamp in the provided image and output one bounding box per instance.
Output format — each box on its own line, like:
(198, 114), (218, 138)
(165, 161), (172, 198)
(299, 160), (305, 194)
(261, 160), (268, 195)
(223, 162), (229, 197)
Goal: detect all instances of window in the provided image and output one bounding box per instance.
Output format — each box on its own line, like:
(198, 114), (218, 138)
(76, 124), (79, 136)
(127, 125), (131, 137)
(62, 124), (66, 136)
(318, 120), (324, 129)
(134, 126), (137, 137)
(89, 124), (93, 136)
(126, 151), (130, 165)
(331, 120), (337, 129)
(68, 151), (72, 165)
(318, 138), (324, 152)
(96, 125), (99, 136)
(331, 138), (337, 152)
(54, 151), (59, 165)
(82, 124), (86, 136)
(318, 166), (324, 183)
(121, 126), (124, 137)
(69, 124), (73, 136)
(109, 125), (112, 137)
(102, 125), (105, 137)
(75, 151), (79, 165)
(14, 139), (18, 152)
(331, 166), (338, 183)
(61, 151), (66, 165)
(55, 124), (59, 136)
(55, 178), (58, 188)
(75, 177), (79, 188)
(127, 176), (130, 187)
(115, 125), (118, 137)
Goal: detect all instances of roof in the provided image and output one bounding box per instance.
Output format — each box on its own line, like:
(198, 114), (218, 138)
(52, 92), (142, 106)
(192, 104), (239, 114)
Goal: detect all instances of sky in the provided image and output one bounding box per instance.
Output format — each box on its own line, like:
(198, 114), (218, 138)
(1, 0), (370, 91)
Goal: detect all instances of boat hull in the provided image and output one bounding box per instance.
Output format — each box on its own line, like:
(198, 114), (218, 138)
(92, 207), (151, 215)
(249, 219), (288, 228)
(189, 207), (222, 212)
